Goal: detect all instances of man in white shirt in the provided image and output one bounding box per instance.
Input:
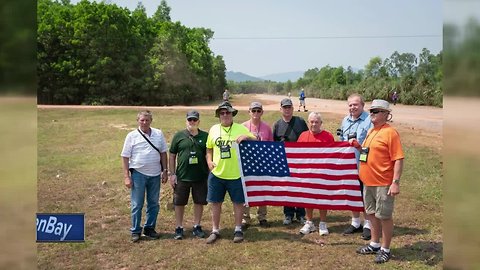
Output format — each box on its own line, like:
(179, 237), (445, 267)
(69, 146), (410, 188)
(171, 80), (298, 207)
(121, 110), (168, 242)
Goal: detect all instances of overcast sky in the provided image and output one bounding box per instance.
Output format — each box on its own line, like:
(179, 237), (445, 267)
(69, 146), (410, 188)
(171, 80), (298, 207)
(71, 0), (444, 77)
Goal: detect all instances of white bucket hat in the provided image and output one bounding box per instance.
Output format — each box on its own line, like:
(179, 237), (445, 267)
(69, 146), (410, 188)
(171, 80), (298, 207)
(370, 99), (391, 112)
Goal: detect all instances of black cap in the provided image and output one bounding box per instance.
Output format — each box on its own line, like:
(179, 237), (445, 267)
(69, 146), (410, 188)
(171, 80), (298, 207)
(281, 98), (293, 107)
(186, 110), (200, 120)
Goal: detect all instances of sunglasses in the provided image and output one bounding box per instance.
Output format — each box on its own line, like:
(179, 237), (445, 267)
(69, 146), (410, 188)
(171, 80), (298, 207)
(251, 109), (262, 113)
(370, 110), (387, 114)
(282, 105), (292, 109)
(219, 111), (232, 116)
(187, 118), (198, 122)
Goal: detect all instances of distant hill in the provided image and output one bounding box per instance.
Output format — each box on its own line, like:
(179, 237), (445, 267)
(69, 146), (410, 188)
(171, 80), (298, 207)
(226, 71), (263, 82)
(260, 71), (304, 82)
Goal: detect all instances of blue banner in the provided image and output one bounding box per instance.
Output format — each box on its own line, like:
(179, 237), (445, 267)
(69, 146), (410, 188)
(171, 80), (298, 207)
(36, 213), (85, 242)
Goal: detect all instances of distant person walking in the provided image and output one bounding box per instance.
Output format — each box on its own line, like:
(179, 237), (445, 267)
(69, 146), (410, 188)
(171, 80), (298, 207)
(223, 89), (230, 102)
(121, 110), (168, 243)
(169, 110), (209, 240)
(241, 101), (274, 228)
(298, 88), (307, 112)
(288, 92), (291, 98)
(391, 91), (398, 105)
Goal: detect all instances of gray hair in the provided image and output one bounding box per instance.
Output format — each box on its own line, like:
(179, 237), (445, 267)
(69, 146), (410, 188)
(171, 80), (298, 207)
(137, 110), (153, 120)
(308, 111), (323, 122)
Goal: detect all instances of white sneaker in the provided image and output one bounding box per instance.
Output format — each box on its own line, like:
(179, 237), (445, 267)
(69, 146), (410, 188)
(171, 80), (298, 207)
(283, 216), (293, 225)
(319, 222), (329, 236)
(299, 221), (316, 235)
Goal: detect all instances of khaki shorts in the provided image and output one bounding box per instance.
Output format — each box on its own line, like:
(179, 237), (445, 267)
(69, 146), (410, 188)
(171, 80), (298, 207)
(363, 186), (395, 219)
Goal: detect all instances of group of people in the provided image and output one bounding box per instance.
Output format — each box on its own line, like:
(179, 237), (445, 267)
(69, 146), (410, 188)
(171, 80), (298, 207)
(120, 93), (404, 264)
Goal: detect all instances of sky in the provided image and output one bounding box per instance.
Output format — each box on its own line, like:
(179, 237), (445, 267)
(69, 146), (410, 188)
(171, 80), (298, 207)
(71, 0), (443, 77)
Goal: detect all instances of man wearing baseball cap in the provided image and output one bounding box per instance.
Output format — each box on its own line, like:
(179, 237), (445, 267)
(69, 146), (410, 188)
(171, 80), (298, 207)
(349, 99), (404, 264)
(273, 98), (309, 225)
(168, 110), (209, 240)
(241, 101), (274, 228)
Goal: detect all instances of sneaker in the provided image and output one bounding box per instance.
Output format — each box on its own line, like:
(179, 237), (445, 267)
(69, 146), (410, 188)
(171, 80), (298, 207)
(299, 221), (316, 235)
(297, 109), (301, 112)
(356, 244), (380, 254)
(259, 219), (270, 228)
(298, 216), (306, 225)
(233, 231), (244, 243)
(343, 224), (363, 235)
(174, 227), (184, 240)
(143, 228), (160, 239)
(206, 232), (220, 244)
(283, 216), (293, 225)
(192, 225), (205, 238)
(374, 250), (391, 264)
(131, 233), (141, 243)
(319, 222), (329, 236)
(361, 228), (371, 240)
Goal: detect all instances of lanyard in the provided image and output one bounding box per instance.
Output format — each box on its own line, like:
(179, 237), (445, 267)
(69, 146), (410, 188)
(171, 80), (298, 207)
(364, 124), (385, 148)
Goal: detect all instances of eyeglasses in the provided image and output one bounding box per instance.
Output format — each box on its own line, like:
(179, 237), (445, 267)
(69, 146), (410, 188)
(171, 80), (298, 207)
(251, 109), (262, 113)
(370, 110), (387, 114)
(219, 111), (232, 116)
(187, 118), (198, 122)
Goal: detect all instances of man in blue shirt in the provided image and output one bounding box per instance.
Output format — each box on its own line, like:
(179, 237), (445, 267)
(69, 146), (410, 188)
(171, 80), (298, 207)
(338, 94), (373, 240)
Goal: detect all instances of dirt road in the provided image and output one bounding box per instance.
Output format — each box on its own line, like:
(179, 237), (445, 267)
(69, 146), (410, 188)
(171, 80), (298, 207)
(38, 93), (443, 148)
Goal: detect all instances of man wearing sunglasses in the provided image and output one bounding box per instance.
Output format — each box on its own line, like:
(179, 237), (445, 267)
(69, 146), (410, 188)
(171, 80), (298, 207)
(273, 98), (309, 225)
(338, 94), (373, 241)
(241, 102), (274, 229)
(349, 99), (404, 264)
(168, 110), (209, 240)
(205, 101), (256, 244)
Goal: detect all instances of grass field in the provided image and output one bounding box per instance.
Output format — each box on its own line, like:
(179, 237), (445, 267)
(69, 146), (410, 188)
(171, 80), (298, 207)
(37, 98), (442, 269)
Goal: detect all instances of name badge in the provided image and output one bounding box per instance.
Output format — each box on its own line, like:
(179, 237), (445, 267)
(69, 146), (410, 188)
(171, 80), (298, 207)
(189, 152), (198, 164)
(359, 147), (369, 162)
(220, 145), (231, 159)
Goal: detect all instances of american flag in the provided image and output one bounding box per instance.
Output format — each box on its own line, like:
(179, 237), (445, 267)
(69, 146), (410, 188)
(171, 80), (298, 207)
(235, 141), (364, 212)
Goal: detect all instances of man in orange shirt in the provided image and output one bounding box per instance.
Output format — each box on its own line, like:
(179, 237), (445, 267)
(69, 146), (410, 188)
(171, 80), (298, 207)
(349, 99), (404, 264)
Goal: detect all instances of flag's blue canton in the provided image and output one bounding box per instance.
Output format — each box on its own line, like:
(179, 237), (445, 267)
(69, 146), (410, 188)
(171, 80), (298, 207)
(239, 141), (290, 177)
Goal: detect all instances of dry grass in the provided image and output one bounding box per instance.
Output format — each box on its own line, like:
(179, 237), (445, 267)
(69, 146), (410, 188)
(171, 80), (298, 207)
(37, 96), (442, 269)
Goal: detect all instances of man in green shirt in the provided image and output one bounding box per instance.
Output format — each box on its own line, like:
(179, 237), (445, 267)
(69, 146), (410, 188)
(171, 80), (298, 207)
(169, 110), (209, 240)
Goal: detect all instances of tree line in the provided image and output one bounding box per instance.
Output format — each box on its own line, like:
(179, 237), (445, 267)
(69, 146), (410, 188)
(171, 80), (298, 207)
(37, 0), (226, 105)
(229, 49), (443, 107)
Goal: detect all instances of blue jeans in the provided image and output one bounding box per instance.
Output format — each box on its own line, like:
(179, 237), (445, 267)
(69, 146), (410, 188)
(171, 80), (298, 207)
(284, 206), (305, 220)
(130, 169), (160, 234)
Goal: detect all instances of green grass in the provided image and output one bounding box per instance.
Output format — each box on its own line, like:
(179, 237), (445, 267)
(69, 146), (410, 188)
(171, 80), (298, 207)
(37, 106), (442, 269)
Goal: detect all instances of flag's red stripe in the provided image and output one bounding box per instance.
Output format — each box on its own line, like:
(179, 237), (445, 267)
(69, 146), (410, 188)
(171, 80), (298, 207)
(245, 180), (361, 191)
(288, 163), (357, 170)
(284, 141), (352, 148)
(247, 191), (363, 201)
(286, 152), (356, 159)
(289, 173), (359, 181)
(248, 200), (364, 212)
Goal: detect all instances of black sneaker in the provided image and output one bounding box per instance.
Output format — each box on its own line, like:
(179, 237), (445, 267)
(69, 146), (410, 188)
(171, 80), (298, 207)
(361, 228), (371, 240)
(143, 228), (160, 239)
(192, 225), (205, 238)
(374, 250), (391, 264)
(343, 224), (363, 235)
(356, 244), (380, 254)
(131, 233), (141, 243)
(174, 227), (184, 240)
(233, 231), (244, 243)
(259, 219), (270, 228)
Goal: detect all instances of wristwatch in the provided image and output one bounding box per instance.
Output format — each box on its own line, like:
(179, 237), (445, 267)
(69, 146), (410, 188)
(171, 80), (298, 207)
(393, 179), (400, 184)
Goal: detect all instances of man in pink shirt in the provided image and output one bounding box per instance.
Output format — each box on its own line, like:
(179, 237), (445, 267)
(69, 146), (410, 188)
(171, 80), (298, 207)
(241, 101), (274, 228)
